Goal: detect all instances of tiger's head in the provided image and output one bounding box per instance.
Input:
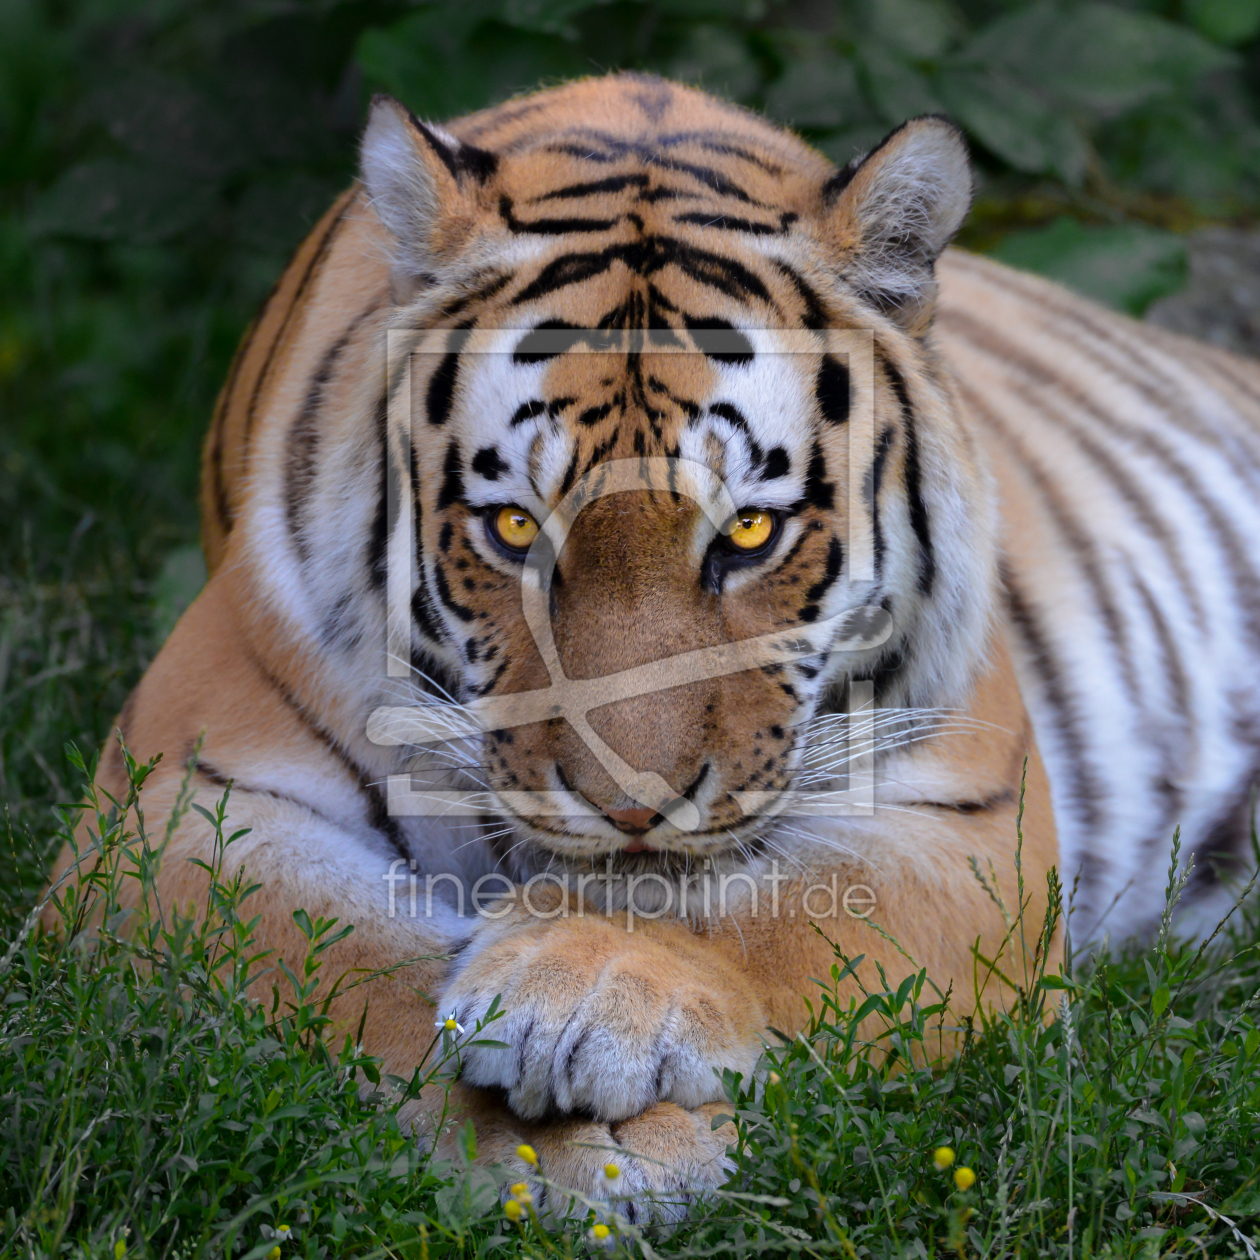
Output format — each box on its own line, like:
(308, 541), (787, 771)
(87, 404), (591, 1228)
(359, 75), (997, 868)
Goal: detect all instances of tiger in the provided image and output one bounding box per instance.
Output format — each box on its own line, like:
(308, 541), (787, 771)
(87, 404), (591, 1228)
(47, 71), (1260, 1219)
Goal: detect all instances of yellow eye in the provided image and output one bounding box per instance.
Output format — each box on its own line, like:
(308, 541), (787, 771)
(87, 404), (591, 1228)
(491, 505), (539, 551)
(725, 509), (775, 552)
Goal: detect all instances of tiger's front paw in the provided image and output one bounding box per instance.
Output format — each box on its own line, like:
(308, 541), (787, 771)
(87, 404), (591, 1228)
(441, 912), (763, 1122)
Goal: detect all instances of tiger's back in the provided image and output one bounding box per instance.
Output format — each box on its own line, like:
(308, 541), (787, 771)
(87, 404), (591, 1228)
(939, 255), (1260, 938)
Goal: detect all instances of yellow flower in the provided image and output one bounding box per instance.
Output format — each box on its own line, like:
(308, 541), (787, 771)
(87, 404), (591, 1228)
(445, 1017), (457, 1030)
(114, 1242), (126, 1260)
(267, 1249), (281, 1260)
(505, 1199), (523, 1221)
(603, 1162), (620, 1180)
(768, 1072), (781, 1086)
(954, 1166), (976, 1191)
(592, 1222), (611, 1240)
(510, 1182), (530, 1199)
(933, 1146), (955, 1170)
(517, 1143), (539, 1167)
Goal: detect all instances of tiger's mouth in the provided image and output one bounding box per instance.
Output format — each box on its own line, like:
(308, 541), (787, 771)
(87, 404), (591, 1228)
(497, 795), (788, 869)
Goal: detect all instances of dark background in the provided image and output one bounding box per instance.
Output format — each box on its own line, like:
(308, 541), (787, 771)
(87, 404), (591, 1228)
(2, 0), (1259, 914)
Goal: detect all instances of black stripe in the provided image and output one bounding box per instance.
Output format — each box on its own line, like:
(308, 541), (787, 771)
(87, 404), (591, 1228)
(655, 133), (785, 175)
(672, 211), (797, 235)
(965, 260), (1250, 465)
(577, 402), (614, 427)
(196, 760), (343, 831)
(426, 347), (462, 427)
(815, 356), (850, 425)
(513, 251), (617, 305)
(963, 384), (1142, 704)
(510, 400), (548, 426)
(499, 195), (617, 235)
(772, 261), (830, 330)
(436, 441), (464, 510)
(207, 310), (259, 538)
(1001, 561), (1106, 836)
(472, 658), (510, 697)
(286, 301), (380, 563)
(1207, 355), (1260, 411)
(708, 401), (751, 430)
(511, 237), (773, 308)
(409, 113), (498, 183)
(559, 445), (581, 496)
(1129, 568), (1189, 850)
(799, 536), (844, 623)
(243, 196), (352, 444)
(883, 361), (935, 597)
(652, 156), (765, 205)
(411, 578), (445, 643)
(244, 648), (408, 859)
(801, 440), (836, 514)
(1191, 782), (1255, 889)
(439, 272), (511, 320)
(471, 447), (508, 480)
(513, 320), (583, 364)
(433, 562), (476, 622)
(534, 174), (651, 201)
(869, 428), (893, 575)
(761, 447), (790, 480)
(947, 310), (1220, 632)
(365, 392), (392, 593)
(683, 316), (754, 365)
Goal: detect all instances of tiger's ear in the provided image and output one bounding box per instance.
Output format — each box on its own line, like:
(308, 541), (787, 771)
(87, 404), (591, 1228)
(360, 95), (498, 294)
(821, 116), (971, 336)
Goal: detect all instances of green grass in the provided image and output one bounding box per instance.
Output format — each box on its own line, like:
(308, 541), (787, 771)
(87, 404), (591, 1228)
(5, 745), (1260, 1257)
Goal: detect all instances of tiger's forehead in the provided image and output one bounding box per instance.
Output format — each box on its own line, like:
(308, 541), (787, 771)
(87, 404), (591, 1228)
(442, 325), (830, 514)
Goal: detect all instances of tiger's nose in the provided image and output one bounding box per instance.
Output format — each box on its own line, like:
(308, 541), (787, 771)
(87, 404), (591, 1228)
(600, 804), (659, 833)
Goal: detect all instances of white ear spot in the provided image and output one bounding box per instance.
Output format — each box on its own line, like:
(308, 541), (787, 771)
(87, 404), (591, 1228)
(825, 116), (972, 332)
(361, 98), (439, 266)
(359, 96), (490, 284)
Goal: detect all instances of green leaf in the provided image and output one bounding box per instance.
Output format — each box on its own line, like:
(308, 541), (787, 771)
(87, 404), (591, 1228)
(1152, 985), (1170, 1016)
(764, 54), (867, 130)
(27, 159), (217, 244)
(937, 68), (1090, 182)
(85, 70), (240, 180)
(855, 0), (960, 60)
(434, 1167), (498, 1227)
(499, 0), (609, 36)
(1222, 1188), (1260, 1218)
(956, 2), (1234, 118)
(988, 218), (1187, 315)
(1184, 0), (1260, 46)
(356, 13), (586, 120)
(664, 24), (762, 102)
(860, 47), (944, 125)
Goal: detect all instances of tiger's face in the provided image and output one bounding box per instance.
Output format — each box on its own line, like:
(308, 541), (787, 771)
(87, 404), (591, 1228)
(363, 78), (984, 866)
(415, 323), (850, 858)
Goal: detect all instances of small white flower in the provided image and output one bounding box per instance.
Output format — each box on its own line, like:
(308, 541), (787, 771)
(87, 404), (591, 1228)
(435, 1012), (466, 1035)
